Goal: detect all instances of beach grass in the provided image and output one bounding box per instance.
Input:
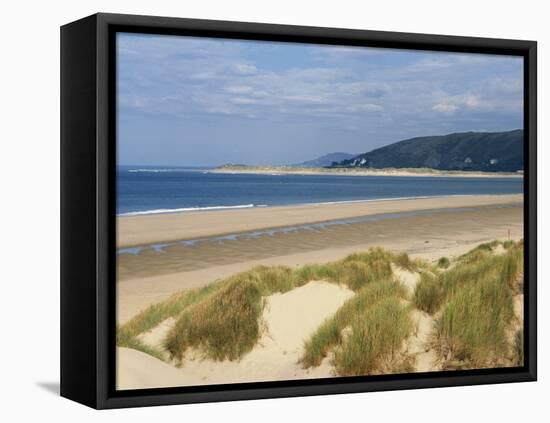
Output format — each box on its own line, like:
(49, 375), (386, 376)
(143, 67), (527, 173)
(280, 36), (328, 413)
(457, 240), (501, 264)
(412, 240), (524, 368)
(162, 264), (307, 362)
(301, 279), (409, 370)
(164, 278), (265, 362)
(413, 272), (445, 314)
(293, 247), (395, 291)
(116, 325), (165, 361)
(437, 271), (514, 367)
(334, 297), (413, 376)
(503, 240), (515, 249)
(120, 284), (222, 339)
(414, 240), (522, 315)
(514, 329), (524, 366)
(116, 283), (223, 359)
(393, 252), (415, 271)
(437, 257), (450, 269)
(162, 248), (401, 362)
(117, 240), (523, 373)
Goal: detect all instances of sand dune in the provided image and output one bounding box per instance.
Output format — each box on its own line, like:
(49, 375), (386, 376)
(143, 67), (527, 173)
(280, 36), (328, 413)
(116, 194), (524, 389)
(118, 242), (524, 389)
(117, 281), (353, 390)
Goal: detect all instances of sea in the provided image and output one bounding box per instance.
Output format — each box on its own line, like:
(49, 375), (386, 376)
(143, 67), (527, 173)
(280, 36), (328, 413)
(116, 166), (523, 216)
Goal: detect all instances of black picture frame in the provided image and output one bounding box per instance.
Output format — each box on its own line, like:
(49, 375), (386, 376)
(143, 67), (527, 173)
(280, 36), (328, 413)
(60, 12), (537, 409)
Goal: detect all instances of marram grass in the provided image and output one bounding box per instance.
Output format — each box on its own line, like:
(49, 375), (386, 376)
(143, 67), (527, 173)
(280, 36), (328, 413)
(159, 248), (408, 362)
(514, 329), (524, 366)
(301, 279), (408, 368)
(333, 298), (413, 376)
(414, 240), (523, 315)
(437, 272), (514, 367)
(164, 278), (265, 362)
(418, 241), (524, 368)
(117, 241), (523, 373)
(413, 272), (445, 314)
(437, 256), (450, 269)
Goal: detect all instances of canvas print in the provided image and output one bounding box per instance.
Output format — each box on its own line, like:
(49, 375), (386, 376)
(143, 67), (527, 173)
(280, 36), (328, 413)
(115, 33), (525, 390)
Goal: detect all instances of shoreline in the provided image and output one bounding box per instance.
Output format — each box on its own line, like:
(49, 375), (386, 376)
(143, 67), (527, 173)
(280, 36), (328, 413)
(117, 193), (518, 218)
(211, 166), (523, 179)
(117, 194), (523, 248)
(118, 204), (518, 256)
(117, 201), (523, 323)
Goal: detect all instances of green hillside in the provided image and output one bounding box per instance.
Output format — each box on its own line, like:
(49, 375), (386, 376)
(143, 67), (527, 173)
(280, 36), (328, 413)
(334, 130), (523, 172)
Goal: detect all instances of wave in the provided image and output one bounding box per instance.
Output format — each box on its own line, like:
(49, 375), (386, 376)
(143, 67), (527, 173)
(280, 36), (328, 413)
(118, 204), (260, 216)
(117, 194), (482, 217)
(306, 195), (471, 206)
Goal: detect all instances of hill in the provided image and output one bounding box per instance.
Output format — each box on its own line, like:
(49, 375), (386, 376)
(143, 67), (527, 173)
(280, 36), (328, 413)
(334, 130), (523, 172)
(293, 152), (356, 167)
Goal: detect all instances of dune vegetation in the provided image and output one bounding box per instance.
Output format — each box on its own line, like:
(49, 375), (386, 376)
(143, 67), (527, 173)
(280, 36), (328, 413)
(300, 279), (411, 374)
(117, 240), (524, 376)
(162, 247), (412, 363)
(414, 240), (524, 369)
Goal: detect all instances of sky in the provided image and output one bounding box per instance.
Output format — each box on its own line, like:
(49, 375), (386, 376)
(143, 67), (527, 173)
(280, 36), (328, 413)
(117, 32), (524, 166)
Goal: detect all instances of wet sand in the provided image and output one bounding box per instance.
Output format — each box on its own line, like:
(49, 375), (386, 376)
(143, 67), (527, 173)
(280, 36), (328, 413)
(117, 195), (523, 323)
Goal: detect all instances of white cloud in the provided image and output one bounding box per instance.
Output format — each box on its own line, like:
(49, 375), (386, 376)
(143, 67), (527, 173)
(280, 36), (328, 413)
(231, 97), (263, 105)
(190, 71), (219, 80)
(224, 85), (254, 94)
(432, 103), (459, 114)
(118, 33), (523, 131)
(234, 63), (257, 75)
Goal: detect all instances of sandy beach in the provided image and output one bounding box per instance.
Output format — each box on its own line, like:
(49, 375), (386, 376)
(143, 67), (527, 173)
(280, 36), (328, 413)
(212, 166), (523, 179)
(116, 193), (524, 389)
(117, 194), (523, 322)
(117, 194), (522, 248)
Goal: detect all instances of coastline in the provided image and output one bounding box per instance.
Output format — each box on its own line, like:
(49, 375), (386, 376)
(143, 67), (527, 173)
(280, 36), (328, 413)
(117, 194), (523, 248)
(211, 166), (523, 178)
(117, 194), (523, 323)
(116, 215), (524, 388)
(116, 192), (524, 388)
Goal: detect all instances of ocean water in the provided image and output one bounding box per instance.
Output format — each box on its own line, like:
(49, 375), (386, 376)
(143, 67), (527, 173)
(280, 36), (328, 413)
(116, 166), (523, 216)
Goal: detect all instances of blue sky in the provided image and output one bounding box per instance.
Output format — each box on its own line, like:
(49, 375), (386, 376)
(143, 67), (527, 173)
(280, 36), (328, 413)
(117, 33), (523, 166)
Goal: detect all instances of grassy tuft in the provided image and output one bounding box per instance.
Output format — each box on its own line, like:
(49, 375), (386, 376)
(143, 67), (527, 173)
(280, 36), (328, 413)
(437, 274), (514, 366)
(413, 272), (444, 314)
(414, 242), (523, 317)
(430, 242), (524, 368)
(333, 298), (413, 376)
(502, 240), (515, 249)
(234, 265), (299, 295)
(120, 284), (222, 341)
(500, 243), (524, 293)
(437, 257), (450, 269)
(164, 278), (264, 362)
(301, 279), (408, 368)
(457, 240), (501, 264)
(116, 325), (165, 361)
(393, 252), (414, 270)
(513, 329), (524, 366)
(118, 247), (398, 362)
(293, 247), (394, 291)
